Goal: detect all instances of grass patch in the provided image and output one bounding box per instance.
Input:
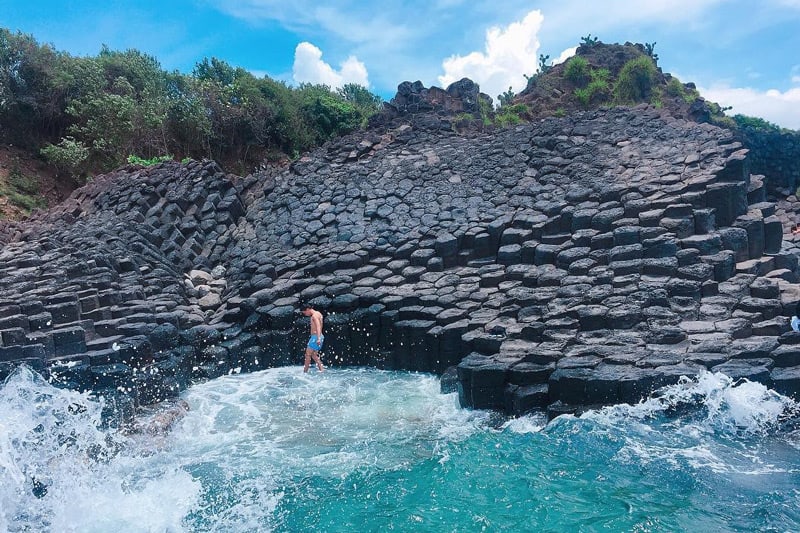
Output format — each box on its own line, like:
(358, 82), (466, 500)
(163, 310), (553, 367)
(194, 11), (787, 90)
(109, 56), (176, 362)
(0, 165), (47, 213)
(8, 165), (39, 195)
(564, 56), (591, 87)
(574, 68), (610, 108)
(665, 77), (699, 104)
(613, 55), (657, 104)
(495, 103), (528, 127)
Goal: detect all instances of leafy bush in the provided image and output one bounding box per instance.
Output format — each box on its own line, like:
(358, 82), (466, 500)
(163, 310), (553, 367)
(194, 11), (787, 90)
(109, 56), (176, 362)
(127, 154), (173, 166)
(553, 108), (566, 117)
(613, 55), (657, 104)
(1, 28), (385, 181)
(41, 136), (90, 178)
(564, 56), (590, 87)
(733, 114), (784, 133)
(665, 77), (685, 99)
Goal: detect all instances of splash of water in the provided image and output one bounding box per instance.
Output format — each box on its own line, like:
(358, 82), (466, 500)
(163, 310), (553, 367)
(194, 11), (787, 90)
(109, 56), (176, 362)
(0, 366), (199, 533)
(580, 371), (798, 434)
(2, 365), (799, 531)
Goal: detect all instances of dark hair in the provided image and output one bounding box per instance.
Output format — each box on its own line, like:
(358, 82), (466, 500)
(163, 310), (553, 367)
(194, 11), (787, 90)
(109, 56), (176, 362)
(300, 303), (312, 311)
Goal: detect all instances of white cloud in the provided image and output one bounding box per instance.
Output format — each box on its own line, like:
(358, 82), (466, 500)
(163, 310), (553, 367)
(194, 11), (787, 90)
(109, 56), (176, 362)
(792, 65), (800, 84)
(700, 84), (800, 129)
(553, 46), (578, 65)
(292, 42), (369, 88)
(438, 10), (544, 104)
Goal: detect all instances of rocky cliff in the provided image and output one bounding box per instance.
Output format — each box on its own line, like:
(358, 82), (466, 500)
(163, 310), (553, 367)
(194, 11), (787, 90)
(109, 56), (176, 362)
(1, 85), (799, 422)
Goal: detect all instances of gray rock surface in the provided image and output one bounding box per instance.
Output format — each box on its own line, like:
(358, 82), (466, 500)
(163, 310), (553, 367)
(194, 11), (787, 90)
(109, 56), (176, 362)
(1, 99), (799, 423)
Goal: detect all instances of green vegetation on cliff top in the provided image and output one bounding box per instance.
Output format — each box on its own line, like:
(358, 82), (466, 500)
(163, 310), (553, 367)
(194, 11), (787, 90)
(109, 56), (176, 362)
(1, 28), (797, 220)
(0, 28), (383, 184)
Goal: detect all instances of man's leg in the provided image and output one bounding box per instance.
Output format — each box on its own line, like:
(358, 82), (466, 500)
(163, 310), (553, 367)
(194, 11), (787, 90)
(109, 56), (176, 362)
(303, 348), (312, 373)
(310, 351), (324, 371)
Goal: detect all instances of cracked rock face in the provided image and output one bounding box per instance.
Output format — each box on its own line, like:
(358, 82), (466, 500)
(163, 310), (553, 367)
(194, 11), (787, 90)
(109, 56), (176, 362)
(1, 105), (799, 421)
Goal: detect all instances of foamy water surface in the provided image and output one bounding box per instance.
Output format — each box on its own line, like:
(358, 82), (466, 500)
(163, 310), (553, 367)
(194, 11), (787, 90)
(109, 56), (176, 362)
(2, 366), (799, 531)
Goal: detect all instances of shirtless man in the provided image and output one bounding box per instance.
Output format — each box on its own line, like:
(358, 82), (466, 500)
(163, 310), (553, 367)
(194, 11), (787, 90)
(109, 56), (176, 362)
(300, 303), (325, 372)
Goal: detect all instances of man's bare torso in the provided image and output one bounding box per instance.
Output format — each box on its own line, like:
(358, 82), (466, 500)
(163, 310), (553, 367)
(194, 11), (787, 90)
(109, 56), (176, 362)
(309, 310), (323, 336)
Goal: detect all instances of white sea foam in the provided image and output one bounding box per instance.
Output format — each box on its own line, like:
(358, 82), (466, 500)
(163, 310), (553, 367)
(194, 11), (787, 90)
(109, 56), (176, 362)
(585, 371), (797, 435)
(503, 413), (547, 434)
(577, 371), (799, 476)
(0, 366), (200, 533)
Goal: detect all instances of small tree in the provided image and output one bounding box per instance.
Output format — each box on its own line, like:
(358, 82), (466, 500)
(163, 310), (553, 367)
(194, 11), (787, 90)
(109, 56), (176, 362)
(337, 83), (383, 125)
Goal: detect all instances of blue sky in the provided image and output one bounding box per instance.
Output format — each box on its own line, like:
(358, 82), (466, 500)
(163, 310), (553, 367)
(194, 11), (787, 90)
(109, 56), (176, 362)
(2, 0), (799, 128)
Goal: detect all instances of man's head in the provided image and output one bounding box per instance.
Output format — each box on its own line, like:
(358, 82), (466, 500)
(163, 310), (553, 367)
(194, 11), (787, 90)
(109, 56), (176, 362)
(300, 303), (314, 316)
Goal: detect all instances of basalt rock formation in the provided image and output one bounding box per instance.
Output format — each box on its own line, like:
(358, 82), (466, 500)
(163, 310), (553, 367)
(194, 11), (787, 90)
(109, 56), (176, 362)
(1, 81), (800, 422)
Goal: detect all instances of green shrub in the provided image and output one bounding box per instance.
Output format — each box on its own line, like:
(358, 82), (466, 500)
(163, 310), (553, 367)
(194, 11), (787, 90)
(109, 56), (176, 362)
(495, 103), (528, 127)
(591, 68), (610, 84)
(41, 136), (90, 179)
(710, 114), (737, 128)
(553, 108), (566, 117)
(665, 77), (699, 104)
(127, 154), (173, 166)
(574, 68), (610, 108)
(564, 56), (590, 87)
(665, 77), (684, 98)
(651, 87), (664, 108)
(574, 87), (592, 108)
(613, 55), (658, 104)
(733, 114), (783, 132)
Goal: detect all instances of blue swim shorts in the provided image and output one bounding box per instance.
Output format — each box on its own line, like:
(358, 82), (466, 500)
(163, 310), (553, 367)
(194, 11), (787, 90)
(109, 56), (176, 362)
(307, 334), (324, 351)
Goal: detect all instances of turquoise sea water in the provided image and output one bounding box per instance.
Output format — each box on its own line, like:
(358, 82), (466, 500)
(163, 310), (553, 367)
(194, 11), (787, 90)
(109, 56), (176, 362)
(2, 365), (800, 532)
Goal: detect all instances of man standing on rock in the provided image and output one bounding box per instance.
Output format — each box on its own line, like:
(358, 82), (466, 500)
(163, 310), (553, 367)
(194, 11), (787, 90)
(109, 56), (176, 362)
(301, 303), (325, 372)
